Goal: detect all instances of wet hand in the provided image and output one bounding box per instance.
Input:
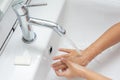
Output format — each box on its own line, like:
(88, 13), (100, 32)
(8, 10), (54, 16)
(54, 58), (86, 79)
(52, 48), (91, 71)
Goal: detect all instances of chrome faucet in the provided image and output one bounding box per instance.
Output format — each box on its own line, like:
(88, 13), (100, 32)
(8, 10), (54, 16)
(12, 1), (66, 43)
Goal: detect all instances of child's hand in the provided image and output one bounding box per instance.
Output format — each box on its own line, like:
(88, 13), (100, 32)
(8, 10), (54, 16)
(52, 48), (91, 71)
(54, 58), (86, 79)
(54, 58), (111, 80)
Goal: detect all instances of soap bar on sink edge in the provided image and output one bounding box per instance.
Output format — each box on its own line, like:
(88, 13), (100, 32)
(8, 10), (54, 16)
(14, 56), (32, 66)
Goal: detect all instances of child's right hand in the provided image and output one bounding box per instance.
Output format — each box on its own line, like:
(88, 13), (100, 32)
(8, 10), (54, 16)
(54, 58), (86, 79)
(53, 58), (111, 80)
(52, 48), (91, 71)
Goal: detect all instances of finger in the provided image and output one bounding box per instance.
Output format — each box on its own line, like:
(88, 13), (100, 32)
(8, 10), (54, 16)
(52, 61), (67, 70)
(52, 61), (63, 67)
(55, 70), (64, 77)
(52, 55), (63, 60)
(53, 64), (67, 71)
(53, 54), (69, 60)
(59, 48), (73, 53)
(61, 58), (73, 68)
(62, 59), (85, 72)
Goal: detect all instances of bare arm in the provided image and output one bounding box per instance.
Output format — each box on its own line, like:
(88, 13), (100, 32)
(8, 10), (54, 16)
(84, 68), (111, 80)
(83, 22), (120, 61)
(55, 58), (111, 80)
(52, 22), (120, 71)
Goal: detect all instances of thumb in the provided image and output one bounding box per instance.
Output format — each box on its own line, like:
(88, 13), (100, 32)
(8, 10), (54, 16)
(61, 58), (73, 68)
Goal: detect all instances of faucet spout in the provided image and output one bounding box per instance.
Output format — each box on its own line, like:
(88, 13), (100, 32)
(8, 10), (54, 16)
(12, 1), (66, 43)
(29, 17), (66, 36)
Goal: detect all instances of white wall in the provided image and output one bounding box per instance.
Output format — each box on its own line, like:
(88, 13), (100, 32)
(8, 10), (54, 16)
(58, 0), (120, 49)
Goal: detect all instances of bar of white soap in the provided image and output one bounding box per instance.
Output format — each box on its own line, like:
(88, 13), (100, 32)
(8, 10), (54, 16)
(14, 56), (32, 66)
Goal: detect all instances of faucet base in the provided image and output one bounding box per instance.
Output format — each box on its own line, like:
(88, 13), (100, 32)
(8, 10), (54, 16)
(22, 33), (37, 44)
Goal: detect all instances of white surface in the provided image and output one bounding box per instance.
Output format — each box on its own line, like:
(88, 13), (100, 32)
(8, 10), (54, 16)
(0, 0), (13, 14)
(48, 0), (120, 80)
(0, 0), (65, 80)
(0, 5), (17, 52)
(0, 0), (9, 19)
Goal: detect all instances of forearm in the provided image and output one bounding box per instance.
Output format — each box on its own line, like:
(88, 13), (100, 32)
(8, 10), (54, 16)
(83, 69), (111, 80)
(83, 22), (120, 60)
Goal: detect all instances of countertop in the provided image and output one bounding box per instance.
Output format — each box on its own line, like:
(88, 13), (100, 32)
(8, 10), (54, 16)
(0, 0), (65, 80)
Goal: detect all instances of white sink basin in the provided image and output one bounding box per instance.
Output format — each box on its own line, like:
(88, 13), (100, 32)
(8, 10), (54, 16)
(53, 0), (120, 80)
(0, 0), (65, 80)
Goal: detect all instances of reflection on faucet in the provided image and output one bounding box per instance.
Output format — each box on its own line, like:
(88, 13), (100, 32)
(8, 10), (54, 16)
(12, 1), (66, 43)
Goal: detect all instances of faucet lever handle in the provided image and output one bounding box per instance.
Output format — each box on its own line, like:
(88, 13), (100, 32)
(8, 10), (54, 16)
(26, 3), (47, 7)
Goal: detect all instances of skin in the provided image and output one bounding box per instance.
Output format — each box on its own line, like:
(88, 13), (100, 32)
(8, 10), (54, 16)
(52, 22), (120, 70)
(55, 58), (111, 80)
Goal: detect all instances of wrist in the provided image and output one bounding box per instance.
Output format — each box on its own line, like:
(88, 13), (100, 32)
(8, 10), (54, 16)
(83, 46), (100, 62)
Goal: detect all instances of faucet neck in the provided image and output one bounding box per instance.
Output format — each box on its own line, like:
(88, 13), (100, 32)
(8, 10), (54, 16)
(12, 1), (66, 43)
(13, 2), (36, 43)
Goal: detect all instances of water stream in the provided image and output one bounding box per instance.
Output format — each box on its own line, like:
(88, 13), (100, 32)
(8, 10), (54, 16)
(60, 34), (82, 55)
